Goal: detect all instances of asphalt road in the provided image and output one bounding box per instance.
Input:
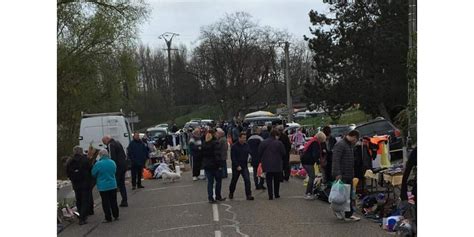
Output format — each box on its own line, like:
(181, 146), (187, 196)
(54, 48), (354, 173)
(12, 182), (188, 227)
(58, 164), (390, 237)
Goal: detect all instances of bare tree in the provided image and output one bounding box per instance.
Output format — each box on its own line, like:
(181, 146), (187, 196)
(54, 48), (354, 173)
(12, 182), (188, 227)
(190, 12), (289, 119)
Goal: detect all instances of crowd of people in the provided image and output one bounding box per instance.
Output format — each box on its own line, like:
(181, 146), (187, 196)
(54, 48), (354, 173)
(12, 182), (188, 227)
(65, 133), (151, 225)
(186, 121), (364, 222)
(65, 120), (367, 225)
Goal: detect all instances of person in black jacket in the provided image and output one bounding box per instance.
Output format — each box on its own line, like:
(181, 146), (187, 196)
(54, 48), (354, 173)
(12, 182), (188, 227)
(258, 129), (286, 200)
(102, 135), (128, 207)
(229, 132), (254, 200)
(300, 132), (326, 200)
(277, 125), (292, 182)
(127, 132), (149, 190)
(66, 146), (94, 225)
(202, 130), (225, 203)
(322, 126), (337, 183)
(248, 127), (265, 190)
(332, 130), (360, 221)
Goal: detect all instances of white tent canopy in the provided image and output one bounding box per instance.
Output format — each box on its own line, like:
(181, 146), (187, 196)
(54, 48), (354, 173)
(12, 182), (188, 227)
(244, 111), (276, 118)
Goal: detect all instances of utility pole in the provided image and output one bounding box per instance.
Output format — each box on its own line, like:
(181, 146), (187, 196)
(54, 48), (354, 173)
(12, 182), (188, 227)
(407, 0), (417, 149)
(159, 32), (179, 107)
(284, 41), (293, 123)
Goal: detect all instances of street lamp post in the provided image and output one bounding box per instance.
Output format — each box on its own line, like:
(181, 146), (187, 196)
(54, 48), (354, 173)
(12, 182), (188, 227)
(284, 42), (293, 123)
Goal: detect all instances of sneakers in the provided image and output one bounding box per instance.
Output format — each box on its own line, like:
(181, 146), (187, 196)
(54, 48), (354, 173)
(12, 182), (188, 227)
(304, 194), (316, 200)
(216, 197), (227, 202)
(198, 175), (206, 180)
(344, 215), (361, 222)
(193, 177), (198, 181)
(246, 196), (254, 201)
(334, 212), (344, 220)
(138, 185), (145, 189)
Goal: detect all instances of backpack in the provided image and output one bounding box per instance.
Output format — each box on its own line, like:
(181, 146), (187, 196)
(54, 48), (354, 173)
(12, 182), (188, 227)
(67, 158), (84, 182)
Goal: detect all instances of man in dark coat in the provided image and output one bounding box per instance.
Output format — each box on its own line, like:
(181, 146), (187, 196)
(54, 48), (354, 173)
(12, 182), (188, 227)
(127, 132), (149, 190)
(258, 129), (286, 200)
(277, 125), (291, 182)
(332, 130), (360, 221)
(229, 132), (254, 200)
(202, 131), (225, 203)
(102, 135), (128, 207)
(215, 128), (229, 178)
(248, 127), (265, 189)
(66, 146), (94, 225)
(322, 126), (337, 183)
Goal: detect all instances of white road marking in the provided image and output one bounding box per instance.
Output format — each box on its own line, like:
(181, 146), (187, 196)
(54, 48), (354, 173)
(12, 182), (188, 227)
(140, 201), (209, 209)
(212, 204), (219, 221)
(141, 224), (213, 234)
(215, 230), (222, 237)
(145, 184), (193, 191)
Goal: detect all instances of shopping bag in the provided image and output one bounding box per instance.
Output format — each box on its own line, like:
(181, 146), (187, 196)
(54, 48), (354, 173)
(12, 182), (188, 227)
(328, 180), (349, 204)
(329, 181), (351, 212)
(257, 163), (263, 178)
(143, 169), (153, 180)
(314, 164), (320, 175)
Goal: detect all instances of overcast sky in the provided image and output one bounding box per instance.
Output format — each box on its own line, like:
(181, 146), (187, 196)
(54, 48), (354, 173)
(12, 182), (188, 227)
(138, 0), (332, 50)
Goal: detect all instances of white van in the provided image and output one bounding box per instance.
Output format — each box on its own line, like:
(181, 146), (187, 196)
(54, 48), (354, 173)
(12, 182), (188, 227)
(78, 111), (132, 155)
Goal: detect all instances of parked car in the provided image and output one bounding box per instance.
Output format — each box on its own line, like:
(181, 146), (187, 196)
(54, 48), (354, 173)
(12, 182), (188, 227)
(355, 118), (403, 160)
(200, 119), (216, 127)
(183, 121), (200, 131)
(243, 116), (284, 127)
(330, 124), (356, 140)
(155, 123), (169, 129)
(146, 127), (168, 141)
(294, 112), (309, 120)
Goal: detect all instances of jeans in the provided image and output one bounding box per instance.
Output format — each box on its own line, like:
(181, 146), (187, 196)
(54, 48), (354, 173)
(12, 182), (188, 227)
(115, 170), (127, 203)
(229, 166), (252, 197)
(99, 189), (119, 221)
(73, 187), (92, 221)
(303, 164), (316, 195)
(205, 168), (223, 201)
(266, 172), (282, 199)
(252, 164), (265, 188)
(131, 162), (144, 187)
